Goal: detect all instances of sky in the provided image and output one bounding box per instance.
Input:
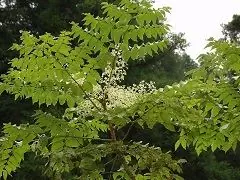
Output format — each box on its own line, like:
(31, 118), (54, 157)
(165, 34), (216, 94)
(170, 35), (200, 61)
(154, 0), (240, 60)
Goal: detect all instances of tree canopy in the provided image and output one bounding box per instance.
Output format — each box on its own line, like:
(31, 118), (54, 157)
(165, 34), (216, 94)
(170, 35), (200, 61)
(222, 14), (240, 43)
(0, 0), (183, 179)
(1, 0), (240, 179)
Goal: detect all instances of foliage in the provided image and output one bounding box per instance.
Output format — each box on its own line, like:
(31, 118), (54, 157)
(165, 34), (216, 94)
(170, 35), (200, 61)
(125, 30), (197, 88)
(0, 0), (184, 179)
(166, 39), (240, 155)
(222, 14), (240, 43)
(199, 152), (240, 180)
(1, 0), (240, 179)
(0, 0), (121, 132)
(125, 38), (240, 158)
(125, 36), (240, 179)
(126, 51), (197, 88)
(0, 0), (120, 74)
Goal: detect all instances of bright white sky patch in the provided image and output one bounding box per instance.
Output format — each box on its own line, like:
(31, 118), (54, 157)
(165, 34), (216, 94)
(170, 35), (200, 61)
(154, 0), (240, 60)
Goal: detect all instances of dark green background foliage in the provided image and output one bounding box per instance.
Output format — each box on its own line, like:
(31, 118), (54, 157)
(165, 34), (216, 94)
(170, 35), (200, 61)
(222, 14), (240, 43)
(0, 0), (240, 179)
(126, 33), (197, 87)
(0, 0), (120, 74)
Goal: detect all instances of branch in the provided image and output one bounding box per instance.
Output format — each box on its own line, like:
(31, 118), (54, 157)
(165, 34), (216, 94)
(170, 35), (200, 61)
(51, 135), (112, 142)
(122, 100), (163, 140)
(53, 52), (101, 111)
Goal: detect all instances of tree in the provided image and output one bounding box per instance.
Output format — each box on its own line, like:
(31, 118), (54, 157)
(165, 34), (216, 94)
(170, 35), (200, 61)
(0, 0), (183, 179)
(222, 14), (240, 43)
(0, 0), (198, 179)
(1, 0), (239, 179)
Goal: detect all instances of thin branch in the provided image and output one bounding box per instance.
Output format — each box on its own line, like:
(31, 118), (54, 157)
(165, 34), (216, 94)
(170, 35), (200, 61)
(54, 57), (101, 111)
(122, 100), (163, 141)
(122, 122), (135, 141)
(51, 135), (112, 142)
(108, 154), (118, 180)
(104, 155), (119, 167)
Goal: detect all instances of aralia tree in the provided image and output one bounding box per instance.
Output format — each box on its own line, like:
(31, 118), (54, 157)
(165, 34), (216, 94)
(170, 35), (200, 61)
(0, 0), (182, 179)
(0, 0), (240, 179)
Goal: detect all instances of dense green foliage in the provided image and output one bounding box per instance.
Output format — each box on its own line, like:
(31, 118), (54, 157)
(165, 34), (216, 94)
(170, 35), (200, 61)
(222, 14), (240, 43)
(0, 0), (185, 179)
(0, 0), (120, 73)
(0, 0), (121, 135)
(0, 0), (194, 124)
(1, 0), (240, 179)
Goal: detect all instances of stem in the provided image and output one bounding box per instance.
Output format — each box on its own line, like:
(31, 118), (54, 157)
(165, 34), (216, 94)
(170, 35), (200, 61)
(109, 122), (116, 141)
(54, 44), (101, 111)
(101, 89), (117, 141)
(122, 100), (163, 141)
(100, 52), (119, 141)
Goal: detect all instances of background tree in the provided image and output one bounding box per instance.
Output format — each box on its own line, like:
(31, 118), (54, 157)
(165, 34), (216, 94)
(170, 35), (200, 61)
(126, 33), (197, 88)
(0, 0), (120, 73)
(222, 14), (240, 43)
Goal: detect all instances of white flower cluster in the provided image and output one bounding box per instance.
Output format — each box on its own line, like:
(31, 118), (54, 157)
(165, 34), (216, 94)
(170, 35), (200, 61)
(100, 45), (126, 85)
(66, 48), (156, 118)
(105, 81), (156, 109)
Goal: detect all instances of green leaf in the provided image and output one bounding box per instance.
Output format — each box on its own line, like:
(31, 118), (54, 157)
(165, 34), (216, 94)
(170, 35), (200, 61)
(3, 170), (8, 180)
(122, 50), (131, 61)
(130, 48), (139, 60)
(111, 29), (122, 44)
(113, 171), (131, 180)
(175, 140), (181, 150)
(58, 95), (66, 105)
(138, 28), (145, 40)
(211, 106), (220, 117)
(180, 137), (187, 150)
(211, 141), (218, 152)
(51, 140), (64, 152)
(66, 95), (75, 108)
(65, 138), (80, 148)
(82, 81), (93, 92)
(163, 123), (175, 132)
